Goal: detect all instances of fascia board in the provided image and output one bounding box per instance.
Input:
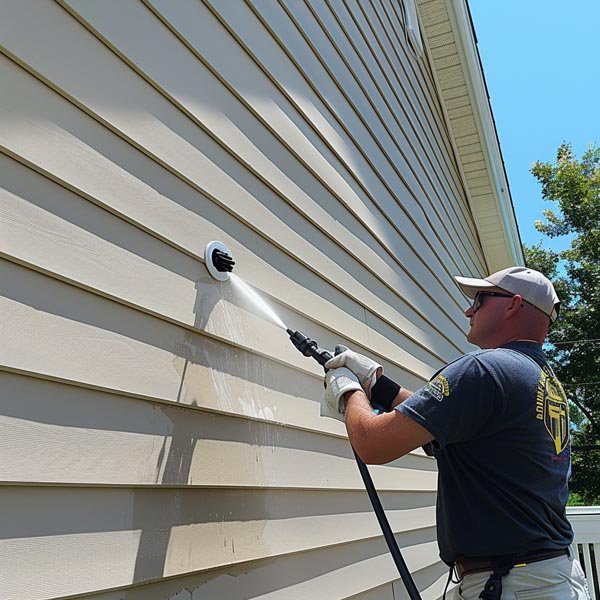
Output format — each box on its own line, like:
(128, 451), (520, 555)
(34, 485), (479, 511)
(416, 0), (524, 271)
(446, 0), (524, 266)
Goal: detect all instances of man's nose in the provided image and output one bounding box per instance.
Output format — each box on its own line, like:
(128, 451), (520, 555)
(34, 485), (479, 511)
(465, 306), (474, 318)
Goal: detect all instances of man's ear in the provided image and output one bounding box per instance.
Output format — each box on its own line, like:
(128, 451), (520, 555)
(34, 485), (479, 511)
(506, 293), (524, 317)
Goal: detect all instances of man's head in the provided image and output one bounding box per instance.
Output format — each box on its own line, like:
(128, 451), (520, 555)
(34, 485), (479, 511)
(454, 266), (560, 348)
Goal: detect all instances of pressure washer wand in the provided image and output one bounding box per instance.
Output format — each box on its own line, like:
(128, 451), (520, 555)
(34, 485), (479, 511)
(287, 329), (333, 366)
(287, 329), (422, 600)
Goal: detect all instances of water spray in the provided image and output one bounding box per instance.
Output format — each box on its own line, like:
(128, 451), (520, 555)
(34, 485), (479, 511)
(204, 242), (421, 599)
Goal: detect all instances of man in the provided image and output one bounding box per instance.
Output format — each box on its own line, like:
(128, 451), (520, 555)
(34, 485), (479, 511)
(324, 267), (590, 599)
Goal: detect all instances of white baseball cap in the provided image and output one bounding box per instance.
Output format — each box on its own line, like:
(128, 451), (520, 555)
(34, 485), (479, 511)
(455, 266), (560, 322)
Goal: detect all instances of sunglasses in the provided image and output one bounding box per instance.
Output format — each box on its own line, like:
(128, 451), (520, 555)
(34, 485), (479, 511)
(471, 291), (515, 313)
(471, 292), (558, 326)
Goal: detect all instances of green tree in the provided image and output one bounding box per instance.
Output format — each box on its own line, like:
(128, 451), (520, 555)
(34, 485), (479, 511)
(523, 143), (600, 505)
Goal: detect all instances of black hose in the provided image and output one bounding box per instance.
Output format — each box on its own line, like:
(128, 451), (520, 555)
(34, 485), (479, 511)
(286, 330), (422, 598)
(352, 449), (422, 599)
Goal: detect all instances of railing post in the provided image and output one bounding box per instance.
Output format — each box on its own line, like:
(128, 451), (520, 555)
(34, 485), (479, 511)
(567, 506), (600, 600)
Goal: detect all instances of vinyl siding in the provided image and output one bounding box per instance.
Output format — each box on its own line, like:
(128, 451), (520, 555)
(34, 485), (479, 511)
(0, 1), (487, 598)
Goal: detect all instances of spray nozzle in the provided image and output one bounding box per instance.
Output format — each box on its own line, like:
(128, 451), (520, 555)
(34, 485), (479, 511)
(287, 329), (333, 367)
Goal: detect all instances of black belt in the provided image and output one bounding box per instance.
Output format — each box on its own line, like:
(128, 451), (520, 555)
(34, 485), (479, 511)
(456, 548), (568, 578)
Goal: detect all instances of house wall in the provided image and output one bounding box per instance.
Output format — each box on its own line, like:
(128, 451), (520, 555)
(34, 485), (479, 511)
(0, 1), (487, 598)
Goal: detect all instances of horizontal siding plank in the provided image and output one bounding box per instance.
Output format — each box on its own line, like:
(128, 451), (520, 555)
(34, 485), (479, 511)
(0, 156), (203, 330)
(0, 259), (359, 435)
(63, 0), (477, 325)
(0, 529), (141, 600)
(0, 258), (354, 429)
(202, 0), (482, 278)
(313, 0), (482, 258)
(78, 538), (444, 600)
(0, 110), (464, 380)
(350, 0), (452, 176)
(329, 1), (480, 262)
(0, 51), (446, 358)
(334, 0), (483, 266)
(0, 18), (472, 361)
(0, 486), (437, 599)
(169, 0), (479, 282)
(0, 2), (492, 598)
(349, 584), (394, 600)
(392, 562), (450, 600)
(0, 154), (450, 384)
(375, 0), (481, 246)
(419, 572), (457, 600)
(0, 370), (437, 489)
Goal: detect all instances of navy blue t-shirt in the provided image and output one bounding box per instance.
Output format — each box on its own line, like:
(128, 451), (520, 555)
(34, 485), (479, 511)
(397, 341), (573, 564)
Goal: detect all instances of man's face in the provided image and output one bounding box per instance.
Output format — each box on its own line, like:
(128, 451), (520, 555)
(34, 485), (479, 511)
(464, 289), (515, 348)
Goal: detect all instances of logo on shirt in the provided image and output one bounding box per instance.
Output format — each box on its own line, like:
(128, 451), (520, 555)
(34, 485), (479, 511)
(426, 374), (450, 402)
(536, 365), (569, 454)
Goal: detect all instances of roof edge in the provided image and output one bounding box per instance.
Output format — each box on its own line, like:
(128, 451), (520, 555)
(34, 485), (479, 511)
(448, 0), (524, 265)
(417, 0), (524, 271)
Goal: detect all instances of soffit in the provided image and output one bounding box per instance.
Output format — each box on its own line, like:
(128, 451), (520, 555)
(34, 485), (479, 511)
(416, 0), (524, 273)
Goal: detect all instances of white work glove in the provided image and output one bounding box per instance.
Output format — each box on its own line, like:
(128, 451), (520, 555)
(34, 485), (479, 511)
(325, 345), (382, 399)
(322, 367), (362, 422)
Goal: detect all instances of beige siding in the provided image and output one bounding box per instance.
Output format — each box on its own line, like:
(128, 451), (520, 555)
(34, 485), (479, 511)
(0, 1), (486, 598)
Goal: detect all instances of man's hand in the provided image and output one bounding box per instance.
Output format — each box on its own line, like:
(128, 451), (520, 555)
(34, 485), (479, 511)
(322, 367), (362, 422)
(324, 346), (383, 398)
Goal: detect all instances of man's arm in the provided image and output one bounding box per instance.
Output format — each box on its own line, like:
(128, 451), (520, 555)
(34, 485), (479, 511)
(391, 387), (414, 409)
(344, 389), (434, 464)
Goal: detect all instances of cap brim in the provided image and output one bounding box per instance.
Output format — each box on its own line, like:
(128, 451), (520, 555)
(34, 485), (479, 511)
(454, 275), (495, 299)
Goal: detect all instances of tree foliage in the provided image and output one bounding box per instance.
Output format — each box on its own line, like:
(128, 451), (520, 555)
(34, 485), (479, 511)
(523, 143), (600, 505)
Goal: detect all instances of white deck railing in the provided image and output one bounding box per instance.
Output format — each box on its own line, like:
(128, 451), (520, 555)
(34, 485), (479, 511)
(568, 506), (600, 599)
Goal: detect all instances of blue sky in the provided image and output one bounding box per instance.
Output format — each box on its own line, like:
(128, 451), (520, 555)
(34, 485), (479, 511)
(468, 1), (599, 252)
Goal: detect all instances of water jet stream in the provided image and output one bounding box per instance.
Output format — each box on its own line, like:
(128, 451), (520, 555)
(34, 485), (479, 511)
(230, 273), (287, 331)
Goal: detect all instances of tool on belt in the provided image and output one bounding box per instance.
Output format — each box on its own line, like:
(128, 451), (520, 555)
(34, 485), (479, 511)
(455, 548), (568, 599)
